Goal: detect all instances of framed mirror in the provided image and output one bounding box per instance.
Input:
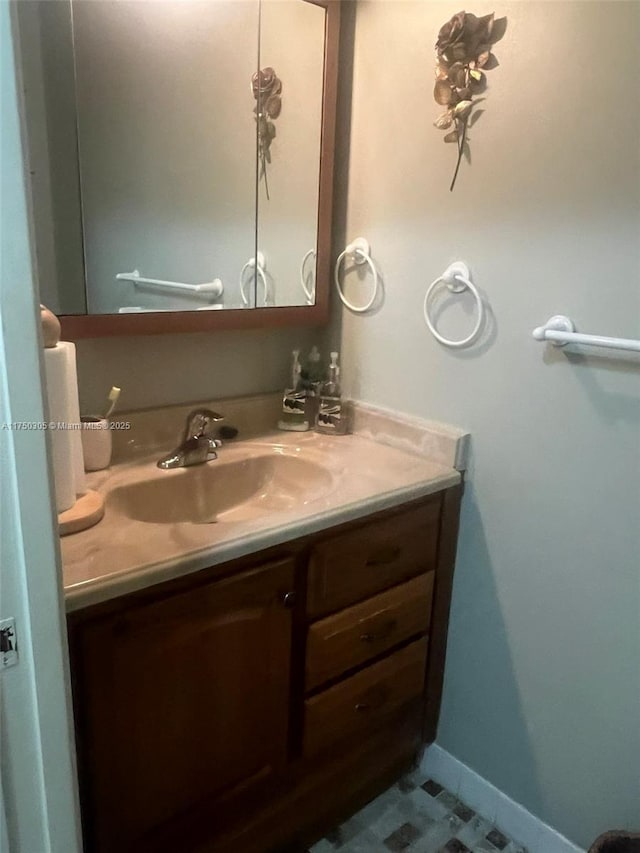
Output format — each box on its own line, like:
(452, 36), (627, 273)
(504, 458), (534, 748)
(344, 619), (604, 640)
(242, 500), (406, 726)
(15, 0), (340, 338)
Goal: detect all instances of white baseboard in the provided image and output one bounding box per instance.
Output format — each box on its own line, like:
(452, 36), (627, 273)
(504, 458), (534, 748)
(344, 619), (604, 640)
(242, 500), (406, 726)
(420, 744), (585, 853)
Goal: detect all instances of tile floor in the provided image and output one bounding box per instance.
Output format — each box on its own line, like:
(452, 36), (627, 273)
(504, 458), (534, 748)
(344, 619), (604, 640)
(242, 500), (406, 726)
(308, 768), (527, 853)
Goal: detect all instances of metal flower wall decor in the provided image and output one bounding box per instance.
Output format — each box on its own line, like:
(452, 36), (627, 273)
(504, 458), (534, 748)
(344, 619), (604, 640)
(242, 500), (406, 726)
(251, 66), (282, 200)
(434, 11), (507, 191)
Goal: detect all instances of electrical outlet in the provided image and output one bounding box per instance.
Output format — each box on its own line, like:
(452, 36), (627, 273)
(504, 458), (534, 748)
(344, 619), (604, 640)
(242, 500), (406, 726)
(0, 618), (18, 670)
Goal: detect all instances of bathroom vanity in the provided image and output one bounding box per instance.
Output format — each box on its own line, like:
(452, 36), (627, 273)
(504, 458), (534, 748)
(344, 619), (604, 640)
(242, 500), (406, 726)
(63, 398), (467, 853)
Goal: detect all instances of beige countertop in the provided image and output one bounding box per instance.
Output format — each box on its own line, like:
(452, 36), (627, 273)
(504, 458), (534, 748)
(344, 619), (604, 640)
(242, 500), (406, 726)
(62, 428), (461, 612)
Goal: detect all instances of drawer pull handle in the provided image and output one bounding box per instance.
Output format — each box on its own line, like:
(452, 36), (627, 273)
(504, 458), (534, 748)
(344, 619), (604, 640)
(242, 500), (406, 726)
(360, 618), (398, 644)
(355, 686), (390, 713)
(366, 546), (402, 567)
(281, 591), (297, 608)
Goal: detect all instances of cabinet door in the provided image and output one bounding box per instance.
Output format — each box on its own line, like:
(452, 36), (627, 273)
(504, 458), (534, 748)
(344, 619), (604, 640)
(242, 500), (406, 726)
(73, 558), (295, 852)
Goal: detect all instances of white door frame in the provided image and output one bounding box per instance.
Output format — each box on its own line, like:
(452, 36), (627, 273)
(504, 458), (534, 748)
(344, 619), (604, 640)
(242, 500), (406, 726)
(1, 3), (82, 851)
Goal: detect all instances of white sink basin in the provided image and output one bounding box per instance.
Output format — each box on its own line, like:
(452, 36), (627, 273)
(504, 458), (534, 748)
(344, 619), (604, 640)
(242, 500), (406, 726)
(108, 451), (334, 524)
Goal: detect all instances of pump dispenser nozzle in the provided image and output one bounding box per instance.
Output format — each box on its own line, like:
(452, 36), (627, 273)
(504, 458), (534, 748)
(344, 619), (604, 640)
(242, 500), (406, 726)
(329, 352), (340, 381)
(291, 349), (301, 391)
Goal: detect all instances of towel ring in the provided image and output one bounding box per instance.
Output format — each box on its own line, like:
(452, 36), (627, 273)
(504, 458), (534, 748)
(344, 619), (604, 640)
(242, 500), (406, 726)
(300, 248), (316, 305)
(334, 238), (378, 313)
(240, 252), (269, 307)
(423, 262), (483, 348)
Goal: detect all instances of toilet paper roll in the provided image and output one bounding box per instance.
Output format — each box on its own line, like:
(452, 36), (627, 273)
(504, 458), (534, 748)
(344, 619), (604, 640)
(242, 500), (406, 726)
(62, 342), (86, 496)
(44, 345), (77, 512)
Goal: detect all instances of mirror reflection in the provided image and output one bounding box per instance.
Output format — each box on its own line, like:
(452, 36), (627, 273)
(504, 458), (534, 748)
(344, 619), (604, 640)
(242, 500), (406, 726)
(256, 1), (325, 309)
(20, 0), (326, 315)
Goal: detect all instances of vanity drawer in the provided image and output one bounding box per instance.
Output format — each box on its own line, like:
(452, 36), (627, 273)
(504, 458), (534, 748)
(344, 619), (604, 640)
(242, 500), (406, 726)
(307, 499), (441, 618)
(303, 638), (428, 758)
(305, 573), (434, 690)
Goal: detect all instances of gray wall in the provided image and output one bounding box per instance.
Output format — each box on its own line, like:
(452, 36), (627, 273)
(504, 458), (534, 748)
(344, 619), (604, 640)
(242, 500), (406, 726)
(335, 1), (640, 848)
(75, 325), (320, 414)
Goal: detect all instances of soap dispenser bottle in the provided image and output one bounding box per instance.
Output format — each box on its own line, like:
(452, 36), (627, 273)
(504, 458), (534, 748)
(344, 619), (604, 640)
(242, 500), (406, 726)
(306, 346), (323, 386)
(278, 349), (310, 431)
(316, 351), (347, 435)
(303, 345), (323, 425)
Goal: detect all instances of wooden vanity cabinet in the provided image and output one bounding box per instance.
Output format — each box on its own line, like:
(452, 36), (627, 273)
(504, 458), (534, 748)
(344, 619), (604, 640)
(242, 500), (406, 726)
(67, 485), (462, 853)
(68, 559), (296, 853)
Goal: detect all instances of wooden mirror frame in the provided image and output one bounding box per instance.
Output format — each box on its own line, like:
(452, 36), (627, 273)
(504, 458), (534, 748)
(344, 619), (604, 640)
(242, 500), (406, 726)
(60, 0), (340, 340)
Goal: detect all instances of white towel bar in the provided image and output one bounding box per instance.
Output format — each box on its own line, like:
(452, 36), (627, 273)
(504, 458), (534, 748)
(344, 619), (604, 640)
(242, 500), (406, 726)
(533, 315), (640, 353)
(118, 305), (223, 313)
(116, 269), (223, 297)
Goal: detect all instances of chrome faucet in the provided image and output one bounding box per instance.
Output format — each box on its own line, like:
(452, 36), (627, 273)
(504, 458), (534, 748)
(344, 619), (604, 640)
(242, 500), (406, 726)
(157, 408), (225, 470)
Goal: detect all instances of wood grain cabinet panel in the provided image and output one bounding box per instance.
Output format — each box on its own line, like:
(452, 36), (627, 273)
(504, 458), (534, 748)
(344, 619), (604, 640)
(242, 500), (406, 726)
(306, 498), (442, 618)
(305, 572), (435, 690)
(68, 486), (463, 853)
(71, 558), (295, 853)
(303, 638), (429, 759)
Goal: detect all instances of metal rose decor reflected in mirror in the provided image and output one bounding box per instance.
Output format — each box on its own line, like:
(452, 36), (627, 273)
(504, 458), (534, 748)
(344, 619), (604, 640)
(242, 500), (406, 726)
(252, 66), (283, 202)
(15, 0), (328, 321)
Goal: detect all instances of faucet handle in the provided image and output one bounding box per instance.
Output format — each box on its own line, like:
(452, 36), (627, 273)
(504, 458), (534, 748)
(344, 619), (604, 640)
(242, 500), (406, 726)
(183, 408), (224, 441)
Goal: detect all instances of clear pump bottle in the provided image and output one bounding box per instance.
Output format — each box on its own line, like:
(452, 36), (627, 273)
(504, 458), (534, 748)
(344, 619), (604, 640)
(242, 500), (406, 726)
(315, 352), (347, 435)
(278, 349), (309, 431)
